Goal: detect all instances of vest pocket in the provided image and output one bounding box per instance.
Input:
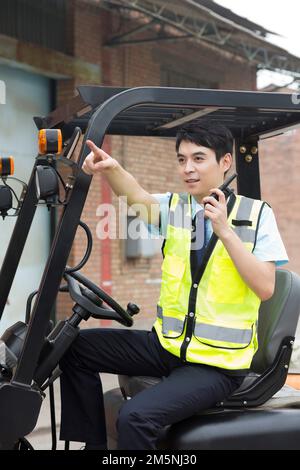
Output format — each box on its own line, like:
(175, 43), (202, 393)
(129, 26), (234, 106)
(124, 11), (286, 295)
(193, 321), (254, 350)
(162, 313), (186, 339)
(207, 256), (246, 304)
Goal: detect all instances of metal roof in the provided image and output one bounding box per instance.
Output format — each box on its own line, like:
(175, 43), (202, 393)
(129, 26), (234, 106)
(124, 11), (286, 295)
(87, 0), (300, 79)
(192, 0), (277, 37)
(35, 85), (300, 141)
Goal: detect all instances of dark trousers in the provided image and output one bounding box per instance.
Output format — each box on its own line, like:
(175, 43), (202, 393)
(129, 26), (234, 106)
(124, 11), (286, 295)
(59, 328), (243, 450)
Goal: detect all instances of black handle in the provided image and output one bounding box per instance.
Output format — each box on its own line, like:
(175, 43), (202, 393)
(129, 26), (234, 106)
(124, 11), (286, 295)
(127, 303), (140, 316)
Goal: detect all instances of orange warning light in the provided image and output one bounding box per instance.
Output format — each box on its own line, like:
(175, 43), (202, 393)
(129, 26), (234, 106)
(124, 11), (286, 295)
(0, 156), (14, 176)
(38, 129), (62, 155)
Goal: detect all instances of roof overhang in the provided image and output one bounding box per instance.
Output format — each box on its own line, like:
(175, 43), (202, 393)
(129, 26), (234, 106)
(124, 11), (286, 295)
(84, 0), (300, 79)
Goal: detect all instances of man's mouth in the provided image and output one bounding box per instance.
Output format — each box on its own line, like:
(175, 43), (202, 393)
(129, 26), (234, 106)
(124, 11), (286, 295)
(185, 179), (200, 183)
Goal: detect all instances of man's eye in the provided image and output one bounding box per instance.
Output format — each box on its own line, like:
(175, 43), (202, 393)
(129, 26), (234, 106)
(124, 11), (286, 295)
(195, 156), (204, 161)
(178, 158), (185, 164)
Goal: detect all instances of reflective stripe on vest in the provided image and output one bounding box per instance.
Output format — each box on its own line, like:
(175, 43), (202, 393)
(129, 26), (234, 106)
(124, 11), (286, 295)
(194, 322), (252, 345)
(168, 193), (191, 230)
(232, 196), (256, 242)
(157, 305), (252, 344)
(157, 305), (185, 335)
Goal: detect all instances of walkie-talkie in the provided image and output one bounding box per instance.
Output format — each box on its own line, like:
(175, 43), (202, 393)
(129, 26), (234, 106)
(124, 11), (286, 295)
(209, 172), (237, 201)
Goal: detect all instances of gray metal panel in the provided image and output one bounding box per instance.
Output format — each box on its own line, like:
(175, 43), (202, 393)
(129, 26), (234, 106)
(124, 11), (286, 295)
(0, 64), (51, 335)
(125, 216), (160, 258)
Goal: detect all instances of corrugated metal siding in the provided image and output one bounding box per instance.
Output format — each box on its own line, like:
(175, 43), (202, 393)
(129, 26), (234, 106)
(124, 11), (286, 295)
(0, 0), (67, 53)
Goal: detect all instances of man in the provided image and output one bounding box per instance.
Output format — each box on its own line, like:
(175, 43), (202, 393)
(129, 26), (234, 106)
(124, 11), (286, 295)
(59, 122), (288, 450)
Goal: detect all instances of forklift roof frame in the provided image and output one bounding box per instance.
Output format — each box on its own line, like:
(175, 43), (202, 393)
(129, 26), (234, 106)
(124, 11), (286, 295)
(1, 85), (300, 387)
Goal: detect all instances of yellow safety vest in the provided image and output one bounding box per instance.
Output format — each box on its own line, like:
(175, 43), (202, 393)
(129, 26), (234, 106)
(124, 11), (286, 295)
(153, 192), (266, 370)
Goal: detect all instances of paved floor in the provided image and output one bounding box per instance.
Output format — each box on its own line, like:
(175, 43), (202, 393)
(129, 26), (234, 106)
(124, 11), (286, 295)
(27, 317), (154, 450)
(27, 373), (119, 450)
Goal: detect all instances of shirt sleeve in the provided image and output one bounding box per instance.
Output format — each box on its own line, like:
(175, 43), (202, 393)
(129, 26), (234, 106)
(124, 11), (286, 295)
(253, 204), (289, 267)
(147, 193), (172, 238)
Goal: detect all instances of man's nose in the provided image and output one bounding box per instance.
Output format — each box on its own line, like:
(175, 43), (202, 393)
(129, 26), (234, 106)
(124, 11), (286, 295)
(184, 159), (195, 173)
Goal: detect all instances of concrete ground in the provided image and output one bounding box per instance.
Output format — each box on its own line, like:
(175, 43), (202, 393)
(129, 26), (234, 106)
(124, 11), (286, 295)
(26, 316), (154, 450)
(27, 373), (119, 450)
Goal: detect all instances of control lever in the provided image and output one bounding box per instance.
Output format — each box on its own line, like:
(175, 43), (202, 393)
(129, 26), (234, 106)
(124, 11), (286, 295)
(127, 303), (140, 316)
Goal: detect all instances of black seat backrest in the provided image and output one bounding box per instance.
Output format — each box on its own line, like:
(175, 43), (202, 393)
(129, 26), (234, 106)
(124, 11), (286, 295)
(251, 269), (300, 374)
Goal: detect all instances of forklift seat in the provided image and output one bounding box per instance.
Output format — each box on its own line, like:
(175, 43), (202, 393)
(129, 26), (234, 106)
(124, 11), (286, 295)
(104, 269), (300, 449)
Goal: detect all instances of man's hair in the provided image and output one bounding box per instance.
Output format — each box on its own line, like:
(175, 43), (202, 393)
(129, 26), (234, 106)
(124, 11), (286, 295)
(175, 121), (233, 163)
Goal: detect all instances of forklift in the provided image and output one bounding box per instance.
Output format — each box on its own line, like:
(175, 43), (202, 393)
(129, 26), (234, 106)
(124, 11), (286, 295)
(1, 86), (300, 450)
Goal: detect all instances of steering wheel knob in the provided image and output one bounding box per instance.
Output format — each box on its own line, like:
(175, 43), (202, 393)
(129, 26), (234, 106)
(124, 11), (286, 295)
(127, 303), (140, 316)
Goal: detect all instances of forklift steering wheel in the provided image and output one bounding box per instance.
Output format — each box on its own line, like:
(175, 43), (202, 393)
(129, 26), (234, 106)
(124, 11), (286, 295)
(65, 270), (138, 327)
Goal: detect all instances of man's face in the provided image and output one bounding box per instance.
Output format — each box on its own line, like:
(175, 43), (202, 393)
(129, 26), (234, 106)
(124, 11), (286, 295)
(177, 140), (232, 203)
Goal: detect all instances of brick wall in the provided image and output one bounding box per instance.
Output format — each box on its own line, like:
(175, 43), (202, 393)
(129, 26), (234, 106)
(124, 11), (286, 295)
(260, 129), (300, 273)
(55, 1), (104, 325)
(55, 4), (258, 325)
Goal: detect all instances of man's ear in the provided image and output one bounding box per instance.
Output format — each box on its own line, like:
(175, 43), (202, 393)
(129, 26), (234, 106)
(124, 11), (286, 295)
(222, 153), (232, 173)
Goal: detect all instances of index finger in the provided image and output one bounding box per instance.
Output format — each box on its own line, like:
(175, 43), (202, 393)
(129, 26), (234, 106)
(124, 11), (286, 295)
(86, 139), (101, 153)
(86, 140), (111, 161)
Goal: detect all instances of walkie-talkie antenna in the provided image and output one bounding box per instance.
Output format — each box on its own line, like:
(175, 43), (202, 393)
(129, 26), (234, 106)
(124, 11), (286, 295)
(207, 172), (237, 203)
(219, 172), (237, 192)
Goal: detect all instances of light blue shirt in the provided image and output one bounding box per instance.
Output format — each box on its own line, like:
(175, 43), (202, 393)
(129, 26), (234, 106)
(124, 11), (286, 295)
(149, 193), (289, 267)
